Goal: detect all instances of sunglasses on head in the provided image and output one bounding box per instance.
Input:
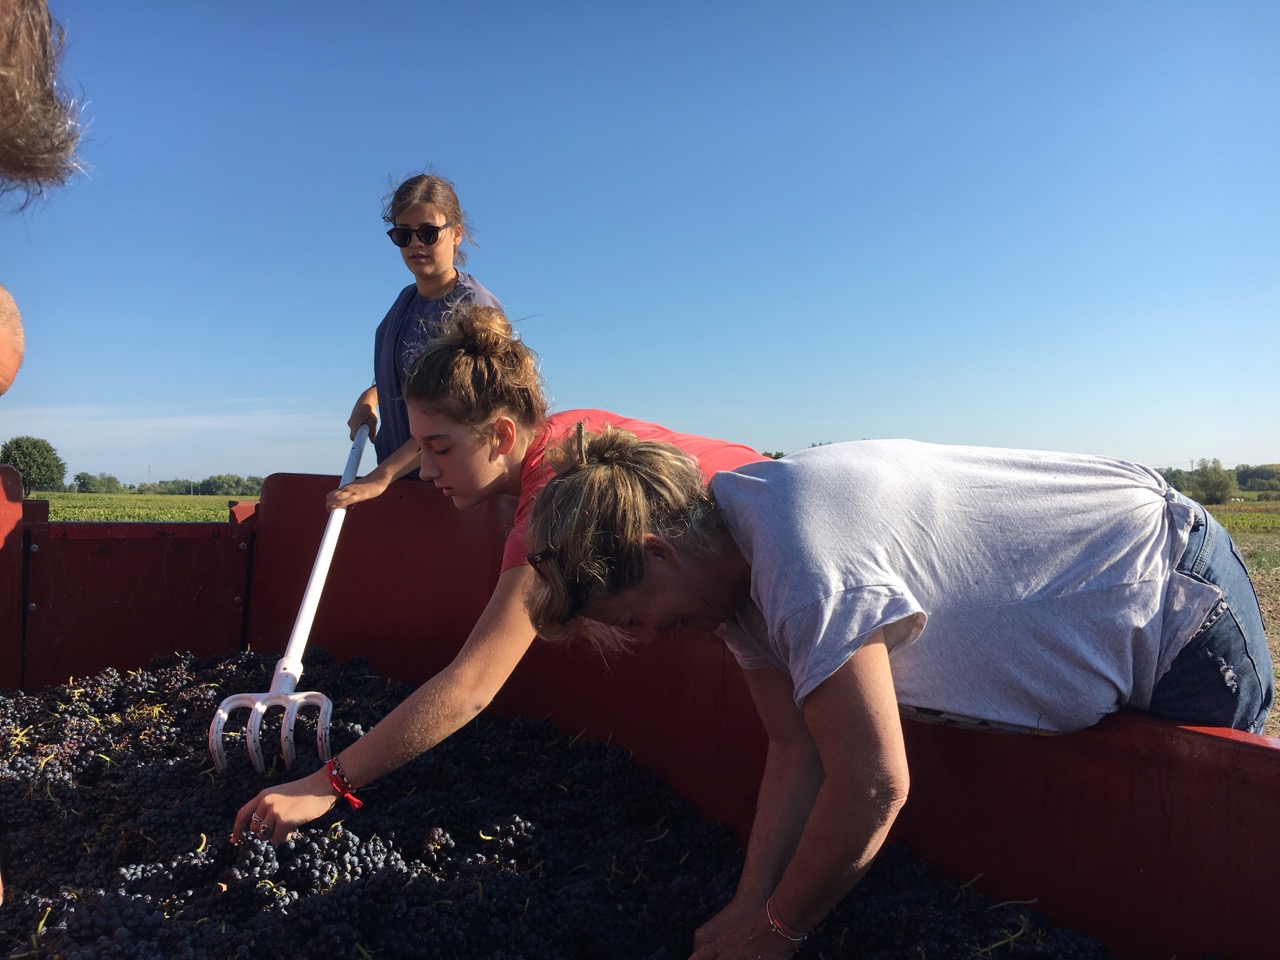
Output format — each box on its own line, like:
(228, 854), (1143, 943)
(386, 222), (453, 247)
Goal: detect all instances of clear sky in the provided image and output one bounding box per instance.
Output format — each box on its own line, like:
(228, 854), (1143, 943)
(2, 1), (1277, 487)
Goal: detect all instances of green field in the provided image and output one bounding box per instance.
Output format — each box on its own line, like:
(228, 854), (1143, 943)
(1207, 502), (1280, 535)
(28, 492), (253, 522)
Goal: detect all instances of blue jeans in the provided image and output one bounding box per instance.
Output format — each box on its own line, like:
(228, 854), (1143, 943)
(1148, 492), (1273, 733)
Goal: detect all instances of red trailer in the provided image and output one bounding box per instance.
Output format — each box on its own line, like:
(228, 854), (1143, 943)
(2, 463), (1277, 959)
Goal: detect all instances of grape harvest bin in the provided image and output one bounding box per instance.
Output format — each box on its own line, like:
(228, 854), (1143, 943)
(2, 464), (1276, 960)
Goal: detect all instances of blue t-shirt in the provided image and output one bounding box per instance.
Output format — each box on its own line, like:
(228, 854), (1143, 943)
(370, 274), (501, 463)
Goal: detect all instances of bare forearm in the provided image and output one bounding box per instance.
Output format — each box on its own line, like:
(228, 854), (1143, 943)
(769, 636), (910, 934)
(329, 439), (422, 508)
(331, 567), (539, 789)
(233, 568), (540, 844)
(734, 740), (823, 905)
(370, 439), (421, 485)
(333, 668), (488, 787)
(770, 773), (908, 932)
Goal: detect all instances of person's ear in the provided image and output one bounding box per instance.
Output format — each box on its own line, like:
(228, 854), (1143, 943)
(642, 533), (681, 569)
(491, 416), (518, 456)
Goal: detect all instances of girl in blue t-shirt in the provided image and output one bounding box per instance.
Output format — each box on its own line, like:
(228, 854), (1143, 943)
(341, 172), (501, 501)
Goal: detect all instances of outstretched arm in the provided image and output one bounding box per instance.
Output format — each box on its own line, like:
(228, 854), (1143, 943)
(233, 565), (539, 843)
(325, 438), (421, 509)
(692, 632), (910, 959)
(691, 663), (824, 950)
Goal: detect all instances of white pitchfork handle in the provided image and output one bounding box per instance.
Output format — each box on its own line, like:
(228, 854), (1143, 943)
(208, 424), (369, 773)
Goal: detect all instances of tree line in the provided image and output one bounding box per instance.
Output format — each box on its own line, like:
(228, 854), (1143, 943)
(1157, 459), (1280, 503)
(0, 435), (263, 497)
(3, 434), (1278, 504)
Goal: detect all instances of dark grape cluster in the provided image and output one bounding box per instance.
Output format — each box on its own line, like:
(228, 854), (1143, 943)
(1, 650), (1116, 959)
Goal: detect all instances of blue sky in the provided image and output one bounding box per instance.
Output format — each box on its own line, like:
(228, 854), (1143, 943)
(2, 1), (1277, 487)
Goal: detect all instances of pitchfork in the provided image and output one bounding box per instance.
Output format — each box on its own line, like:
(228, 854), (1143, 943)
(208, 424), (370, 773)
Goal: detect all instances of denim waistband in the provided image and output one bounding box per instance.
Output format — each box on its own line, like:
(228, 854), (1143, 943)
(1170, 489), (1210, 577)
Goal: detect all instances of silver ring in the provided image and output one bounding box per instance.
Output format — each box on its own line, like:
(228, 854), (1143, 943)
(250, 813), (263, 824)
(258, 822), (271, 836)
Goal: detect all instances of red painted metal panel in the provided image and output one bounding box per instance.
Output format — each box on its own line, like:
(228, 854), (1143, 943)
(497, 631), (1280, 960)
(492, 629), (768, 844)
(892, 714), (1280, 960)
(243, 474), (513, 676)
(228, 501), (259, 523)
(23, 521), (252, 689)
(0, 466), (22, 688)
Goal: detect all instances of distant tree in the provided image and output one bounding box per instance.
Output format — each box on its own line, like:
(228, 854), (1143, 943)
(1236, 464), (1280, 492)
(763, 451), (786, 460)
(73, 472), (124, 494)
(137, 474), (265, 496)
(196, 474), (266, 496)
(1189, 458), (1236, 505)
(1158, 467), (1190, 492)
(0, 436), (67, 495)
(197, 474), (240, 496)
(148, 477), (196, 495)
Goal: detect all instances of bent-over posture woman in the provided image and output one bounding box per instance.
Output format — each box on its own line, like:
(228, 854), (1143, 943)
(232, 306), (762, 843)
(522, 431), (1272, 960)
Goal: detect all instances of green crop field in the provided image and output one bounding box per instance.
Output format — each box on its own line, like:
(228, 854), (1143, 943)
(28, 492), (253, 522)
(1207, 502), (1280, 535)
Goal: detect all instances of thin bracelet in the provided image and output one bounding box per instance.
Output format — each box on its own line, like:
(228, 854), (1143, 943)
(325, 758), (364, 810)
(766, 898), (808, 948)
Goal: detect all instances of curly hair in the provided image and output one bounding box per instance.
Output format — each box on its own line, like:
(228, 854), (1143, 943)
(402, 303), (547, 436)
(0, 0), (82, 206)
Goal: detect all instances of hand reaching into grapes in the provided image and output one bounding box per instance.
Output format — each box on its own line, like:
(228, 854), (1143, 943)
(688, 908), (800, 960)
(232, 768), (336, 845)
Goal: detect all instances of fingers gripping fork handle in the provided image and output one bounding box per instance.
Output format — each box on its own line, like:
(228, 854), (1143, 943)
(209, 425), (369, 773)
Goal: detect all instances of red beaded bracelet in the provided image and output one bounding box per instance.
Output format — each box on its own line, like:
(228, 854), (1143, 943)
(325, 758), (363, 810)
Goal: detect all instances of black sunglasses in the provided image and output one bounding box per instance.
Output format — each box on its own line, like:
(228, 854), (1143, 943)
(386, 222), (453, 247)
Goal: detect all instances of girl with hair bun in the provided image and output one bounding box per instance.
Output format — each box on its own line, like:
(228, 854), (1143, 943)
(233, 304), (763, 842)
(338, 172), (501, 502)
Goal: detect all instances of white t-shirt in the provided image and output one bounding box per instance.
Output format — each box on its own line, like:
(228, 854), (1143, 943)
(712, 440), (1221, 733)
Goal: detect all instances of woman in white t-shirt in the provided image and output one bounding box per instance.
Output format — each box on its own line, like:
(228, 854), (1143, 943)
(523, 431), (1271, 960)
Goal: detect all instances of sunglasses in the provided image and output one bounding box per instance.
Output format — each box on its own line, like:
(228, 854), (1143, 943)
(386, 222), (454, 247)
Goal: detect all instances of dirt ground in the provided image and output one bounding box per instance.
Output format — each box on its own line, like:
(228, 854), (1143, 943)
(1254, 569), (1280, 739)
(1233, 535), (1280, 739)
